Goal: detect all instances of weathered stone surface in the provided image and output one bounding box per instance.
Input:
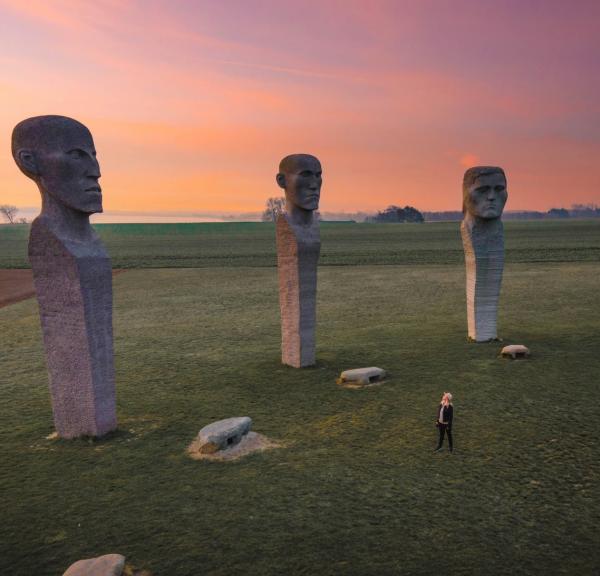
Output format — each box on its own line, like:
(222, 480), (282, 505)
(461, 166), (508, 342)
(196, 416), (252, 454)
(63, 554), (125, 576)
(188, 431), (280, 461)
(501, 344), (530, 358)
(275, 154), (322, 368)
(12, 116), (117, 438)
(276, 214), (320, 367)
(338, 367), (386, 386)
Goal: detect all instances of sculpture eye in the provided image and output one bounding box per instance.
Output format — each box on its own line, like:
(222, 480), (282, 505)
(69, 149), (85, 160)
(300, 170), (312, 177)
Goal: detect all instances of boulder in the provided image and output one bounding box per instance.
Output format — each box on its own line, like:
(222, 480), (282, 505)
(337, 367), (386, 386)
(501, 344), (530, 359)
(63, 554), (125, 576)
(196, 417), (252, 454)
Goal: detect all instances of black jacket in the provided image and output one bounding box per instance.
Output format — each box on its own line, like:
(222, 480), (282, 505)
(436, 404), (453, 429)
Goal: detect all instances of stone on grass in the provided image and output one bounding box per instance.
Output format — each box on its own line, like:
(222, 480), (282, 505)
(187, 417), (279, 462)
(196, 417), (252, 454)
(501, 344), (530, 359)
(63, 554), (125, 576)
(337, 367), (386, 386)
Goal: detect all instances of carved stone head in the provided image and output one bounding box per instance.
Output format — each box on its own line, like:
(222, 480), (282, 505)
(462, 166), (507, 220)
(276, 154), (322, 213)
(12, 115), (102, 215)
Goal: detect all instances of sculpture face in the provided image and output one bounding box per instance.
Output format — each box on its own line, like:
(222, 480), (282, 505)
(37, 126), (102, 214)
(277, 154), (322, 212)
(13, 117), (102, 215)
(464, 171), (507, 220)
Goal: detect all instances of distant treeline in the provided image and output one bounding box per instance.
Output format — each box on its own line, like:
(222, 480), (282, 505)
(423, 205), (600, 222)
(322, 204), (600, 223)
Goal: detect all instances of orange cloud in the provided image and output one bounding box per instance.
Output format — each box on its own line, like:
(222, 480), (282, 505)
(460, 154), (480, 169)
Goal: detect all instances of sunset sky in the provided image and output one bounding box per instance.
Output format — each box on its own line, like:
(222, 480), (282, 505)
(1, 0), (599, 216)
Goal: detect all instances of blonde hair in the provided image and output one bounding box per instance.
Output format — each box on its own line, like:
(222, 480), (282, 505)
(442, 392), (453, 404)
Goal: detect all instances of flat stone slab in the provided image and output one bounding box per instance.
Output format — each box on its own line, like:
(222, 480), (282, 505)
(188, 431), (280, 462)
(194, 417), (252, 454)
(501, 344), (530, 359)
(63, 554), (125, 576)
(337, 367), (386, 387)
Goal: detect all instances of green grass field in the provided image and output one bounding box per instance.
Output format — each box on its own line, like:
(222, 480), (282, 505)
(1, 222), (599, 575)
(1, 219), (600, 268)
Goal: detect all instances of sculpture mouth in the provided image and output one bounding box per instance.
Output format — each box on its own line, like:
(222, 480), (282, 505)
(85, 186), (102, 193)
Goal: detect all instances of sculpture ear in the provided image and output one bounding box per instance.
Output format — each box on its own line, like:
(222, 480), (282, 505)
(15, 149), (39, 177)
(275, 173), (286, 189)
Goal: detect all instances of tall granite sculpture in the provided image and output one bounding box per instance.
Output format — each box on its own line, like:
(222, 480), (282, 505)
(12, 115), (117, 438)
(461, 166), (508, 342)
(275, 154), (322, 367)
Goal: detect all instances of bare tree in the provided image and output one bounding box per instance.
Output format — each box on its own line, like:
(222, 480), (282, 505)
(261, 197), (285, 222)
(0, 205), (19, 224)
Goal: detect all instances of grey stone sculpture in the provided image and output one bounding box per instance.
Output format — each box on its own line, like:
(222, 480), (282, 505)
(460, 166), (508, 342)
(275, 154), (322, 367)
(12, 115), (117, 438)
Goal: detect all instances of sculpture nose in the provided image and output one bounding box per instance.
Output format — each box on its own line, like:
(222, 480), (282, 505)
(89, 157), (101, 179)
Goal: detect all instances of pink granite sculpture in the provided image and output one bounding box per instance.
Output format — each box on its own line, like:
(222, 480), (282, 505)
(12, 115), (117, 438)
(275, 154), (322, 367)
(461, 166), (508, 342)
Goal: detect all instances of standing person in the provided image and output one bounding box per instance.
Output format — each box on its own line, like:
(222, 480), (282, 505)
(434, 392), (454, 453)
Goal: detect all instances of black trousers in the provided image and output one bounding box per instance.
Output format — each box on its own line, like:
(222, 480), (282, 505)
(436, 424), (453, 450)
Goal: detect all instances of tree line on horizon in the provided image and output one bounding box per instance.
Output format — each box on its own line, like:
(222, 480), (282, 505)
(2, 202), (599, 225)
(260, 198), (600, 223)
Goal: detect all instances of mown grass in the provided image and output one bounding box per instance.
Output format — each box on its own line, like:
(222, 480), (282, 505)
(1, 261), (599, 575)
(1, 219), (599, 268)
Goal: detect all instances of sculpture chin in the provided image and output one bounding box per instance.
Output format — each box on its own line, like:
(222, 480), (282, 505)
(297, 199), (319, 212)
(468, 208), (503, 221)
(73, 195), (103, 215)
(480, 211), (502, 220)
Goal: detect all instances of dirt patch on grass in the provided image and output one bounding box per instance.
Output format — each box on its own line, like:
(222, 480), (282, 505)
(187, 432), (280, 462)
(0, 270), (35, 308)
(0, 269), (126, 309)
(336, 380), (386, 389)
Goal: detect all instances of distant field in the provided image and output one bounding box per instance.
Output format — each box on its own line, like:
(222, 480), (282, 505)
(1, 219), (599, 268)
(1, 262), (599, 575)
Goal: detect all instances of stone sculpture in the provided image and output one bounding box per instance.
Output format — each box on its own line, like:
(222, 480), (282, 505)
(275, 154), (322, 367)
(460, 166), (508, 342)
(12, 115), (117, 438)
